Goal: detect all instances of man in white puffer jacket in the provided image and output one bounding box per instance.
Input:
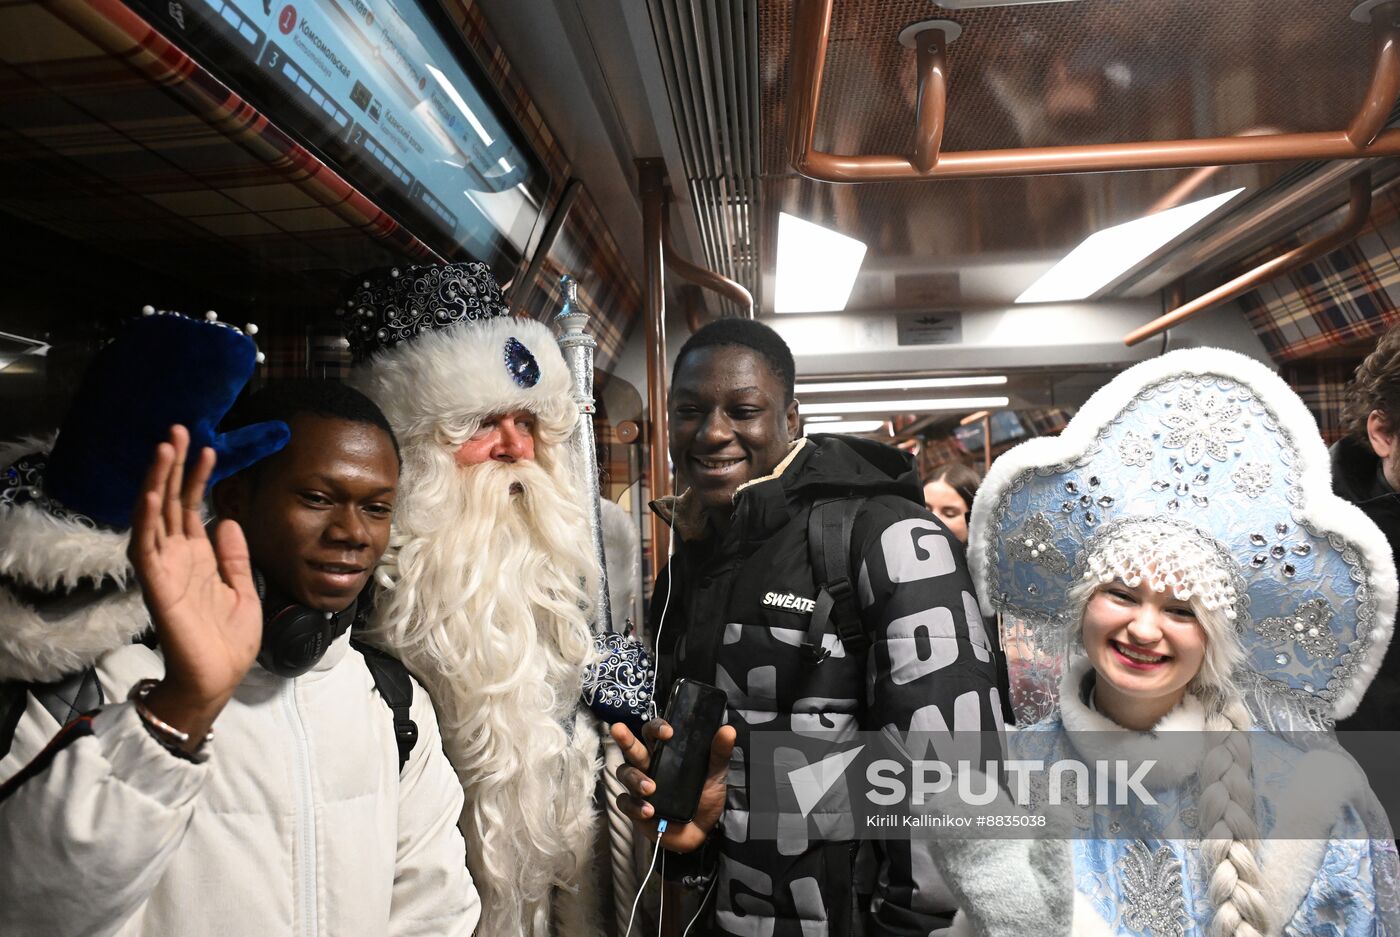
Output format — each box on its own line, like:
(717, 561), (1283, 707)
(0, 314), (479, 937)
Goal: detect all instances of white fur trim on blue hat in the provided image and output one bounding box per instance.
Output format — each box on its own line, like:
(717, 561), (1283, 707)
(350, 315), (577, 450)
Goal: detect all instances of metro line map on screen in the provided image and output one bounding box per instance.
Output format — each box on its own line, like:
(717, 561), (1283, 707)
(130, 0), (548, 271)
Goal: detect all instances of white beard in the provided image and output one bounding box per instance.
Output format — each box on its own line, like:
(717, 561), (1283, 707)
(366, 441), (602, 937)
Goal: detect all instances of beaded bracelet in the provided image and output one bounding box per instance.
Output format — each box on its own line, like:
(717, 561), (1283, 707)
(128, 678), (213, 757)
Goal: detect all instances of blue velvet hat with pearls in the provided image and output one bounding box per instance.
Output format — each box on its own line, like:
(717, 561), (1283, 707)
(2, 310), (289, 531)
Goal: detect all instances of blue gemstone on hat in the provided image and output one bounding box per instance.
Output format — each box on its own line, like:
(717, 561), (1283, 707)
(504, 337), (540, 388)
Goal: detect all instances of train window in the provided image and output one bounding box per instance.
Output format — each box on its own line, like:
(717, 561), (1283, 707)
(954, 410), (1027, 452)
(122, 0), (549, 280)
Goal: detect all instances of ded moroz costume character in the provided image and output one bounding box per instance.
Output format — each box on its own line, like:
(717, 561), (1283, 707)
(340, 262), (604, 937)
(969, 346), (1400, 935)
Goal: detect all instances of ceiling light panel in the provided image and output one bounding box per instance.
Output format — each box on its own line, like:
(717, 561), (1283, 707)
(807, 420), (888, 434)
(800, 395), (1010, 415)
(796, 375), (1008, 394)
(935, 0), (1082, 8)
(1015, 188), (1244, 304)
(774, 212), (868, 313)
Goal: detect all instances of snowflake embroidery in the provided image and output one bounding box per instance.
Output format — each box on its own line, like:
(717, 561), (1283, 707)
(1256, 598), (1339, 661)
(1159, 390), (1244, 464)
(1230, 460), (1272, 499)
(1118, 841), (1188, 937)
(1007, 513), (1069, 574)
(1118, 430), (1154, 467)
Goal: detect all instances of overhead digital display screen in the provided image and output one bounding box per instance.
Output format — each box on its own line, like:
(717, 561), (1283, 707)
(128, 0), (548, 277)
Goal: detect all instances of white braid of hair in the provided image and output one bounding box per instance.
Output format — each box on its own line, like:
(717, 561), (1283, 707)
(1197, 689), (1271, 937)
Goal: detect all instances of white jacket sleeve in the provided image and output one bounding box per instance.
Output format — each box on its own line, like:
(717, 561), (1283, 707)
(0, 703), (207, 937)
(387, 678), (481, 937)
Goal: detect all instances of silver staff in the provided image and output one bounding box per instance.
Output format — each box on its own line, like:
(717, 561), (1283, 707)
(554, 274), (614, 634)
(556, 276), (644, 936)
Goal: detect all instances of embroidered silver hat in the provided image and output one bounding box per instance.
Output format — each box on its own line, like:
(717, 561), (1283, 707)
(336, 262), (510, 364)
(968, 347), (1397, 728)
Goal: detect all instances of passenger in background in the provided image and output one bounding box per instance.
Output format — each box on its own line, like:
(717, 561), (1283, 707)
(0, 313), (478, 936)
(924, 460), (1016, 725)
(1332, 323), (1400, 729)
(343, 262), (604, 937)
(923, 460), (981, 544)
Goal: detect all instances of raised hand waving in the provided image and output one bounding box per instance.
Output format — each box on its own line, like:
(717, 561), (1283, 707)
(127, 425), (263, 750)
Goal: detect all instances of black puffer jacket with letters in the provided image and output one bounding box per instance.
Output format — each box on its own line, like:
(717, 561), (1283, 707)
(652, 434), (1003, 937)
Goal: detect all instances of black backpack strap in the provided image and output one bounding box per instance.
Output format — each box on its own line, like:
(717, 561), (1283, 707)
(351, 640), (418, 773)
(29, 667), (105, 728)
(0, 681), (25, 761)
(802, 497), (866, 666)
(0, 666), (105, 762)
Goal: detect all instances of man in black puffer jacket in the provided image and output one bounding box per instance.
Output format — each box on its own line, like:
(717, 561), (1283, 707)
(612, 320), (1067, 937)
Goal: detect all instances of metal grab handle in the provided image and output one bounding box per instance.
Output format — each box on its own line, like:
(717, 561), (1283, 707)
(788, 0), (1400, 182)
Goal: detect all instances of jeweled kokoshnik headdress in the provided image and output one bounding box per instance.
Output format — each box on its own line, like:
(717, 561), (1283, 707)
(968, 347), (1396, 729)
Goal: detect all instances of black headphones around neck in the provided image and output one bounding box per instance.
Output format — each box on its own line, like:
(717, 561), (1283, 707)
(252, 570), (358, 679)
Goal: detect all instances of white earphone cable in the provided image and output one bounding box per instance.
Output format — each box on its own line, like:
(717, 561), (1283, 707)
(623, 820), (668, 937)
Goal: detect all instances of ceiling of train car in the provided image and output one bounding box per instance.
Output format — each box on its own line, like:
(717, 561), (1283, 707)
(1, 0), (1388, 433)
(756, 0), (1378, 311)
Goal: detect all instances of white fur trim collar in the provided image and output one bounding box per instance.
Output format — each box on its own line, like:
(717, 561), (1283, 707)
(1256, 745), (1370, 922)
(1069, 892), (1118, 937)
(1058, 658), (1208, 789)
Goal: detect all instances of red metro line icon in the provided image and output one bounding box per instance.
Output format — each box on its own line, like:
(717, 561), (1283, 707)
(278, 4), (297, 34)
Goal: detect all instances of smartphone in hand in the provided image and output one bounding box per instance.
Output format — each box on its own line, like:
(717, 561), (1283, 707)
(645, 678), (728, 823)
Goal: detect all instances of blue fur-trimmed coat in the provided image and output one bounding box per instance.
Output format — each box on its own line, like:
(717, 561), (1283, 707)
(1013, 660), (1400, 936)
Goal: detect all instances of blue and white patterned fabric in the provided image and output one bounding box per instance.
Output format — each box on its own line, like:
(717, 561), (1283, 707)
(337, 262), (510, 364)
(969, 348), (1398, 729)
(581, 632), (655, 733)
(1011, 662), (1400, 936)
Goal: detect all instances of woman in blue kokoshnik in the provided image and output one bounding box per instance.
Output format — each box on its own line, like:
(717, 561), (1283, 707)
(968, 347), (1400, 935)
